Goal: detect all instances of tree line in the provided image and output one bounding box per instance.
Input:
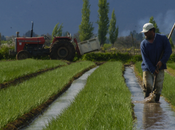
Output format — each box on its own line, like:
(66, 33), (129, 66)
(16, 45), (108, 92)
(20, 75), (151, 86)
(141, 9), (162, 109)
(52, 0), (118, 47)
(52, 0), (175, 48)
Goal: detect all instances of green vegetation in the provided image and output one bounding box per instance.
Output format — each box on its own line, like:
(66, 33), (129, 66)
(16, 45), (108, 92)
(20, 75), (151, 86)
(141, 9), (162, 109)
(0, 61), (95, 129)
(103, 43), (112, 50)
(0, 40), (7, 44)
(149, 16), (160, 33)
(0, 44), (15, 59)
(169, 37), (174, 49)
(44, 62), (133, 130)
(157, 63), (175, 108)
(134, 62), (175, 109)
(109, 9), (118, 45)
(162, 73), (175, 107)
(134, 61), (143, 76)
(52, 22), (63, 40)
(81, 52), (142, 63)
(97, 0), (109, 46)
(167, 54), (175, 63)
(79, 0), (94, 41)
(0, 59), (67, 84)
(167, 62), (175, 70)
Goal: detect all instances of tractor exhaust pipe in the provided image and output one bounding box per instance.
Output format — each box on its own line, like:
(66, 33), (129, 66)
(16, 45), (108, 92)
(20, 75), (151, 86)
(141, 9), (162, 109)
(31, 21), (34, 37)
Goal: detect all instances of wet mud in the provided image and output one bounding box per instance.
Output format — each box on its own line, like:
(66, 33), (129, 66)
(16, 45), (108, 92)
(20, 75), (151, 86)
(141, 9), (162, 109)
(124, 66), (175, 130)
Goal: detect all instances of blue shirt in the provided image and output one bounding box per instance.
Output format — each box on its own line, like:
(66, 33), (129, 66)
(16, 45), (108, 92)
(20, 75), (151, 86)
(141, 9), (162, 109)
(140, 33), (172, 74)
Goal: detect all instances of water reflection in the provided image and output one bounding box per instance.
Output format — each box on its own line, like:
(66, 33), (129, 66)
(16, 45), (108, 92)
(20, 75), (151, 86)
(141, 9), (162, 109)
(124, 66), (175, 130)
(142, 103), (165, 129)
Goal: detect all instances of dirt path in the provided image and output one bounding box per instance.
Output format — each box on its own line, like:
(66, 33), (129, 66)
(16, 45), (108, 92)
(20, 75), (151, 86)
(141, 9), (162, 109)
(124, 66), (175, 130)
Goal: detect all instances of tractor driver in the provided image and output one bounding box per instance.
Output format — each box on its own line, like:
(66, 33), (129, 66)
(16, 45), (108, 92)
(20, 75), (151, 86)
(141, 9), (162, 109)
(140, 23), (172, 102)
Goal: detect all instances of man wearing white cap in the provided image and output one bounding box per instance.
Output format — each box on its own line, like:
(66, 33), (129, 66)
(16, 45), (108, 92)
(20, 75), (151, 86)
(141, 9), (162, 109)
(140, 23), (172, 102)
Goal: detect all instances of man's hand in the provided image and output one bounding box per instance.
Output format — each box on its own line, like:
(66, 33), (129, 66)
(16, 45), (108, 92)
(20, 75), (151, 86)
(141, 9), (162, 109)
(154, 69), (159, 75)
(156, 61), (162, 69)
(154, 61), (162, 75)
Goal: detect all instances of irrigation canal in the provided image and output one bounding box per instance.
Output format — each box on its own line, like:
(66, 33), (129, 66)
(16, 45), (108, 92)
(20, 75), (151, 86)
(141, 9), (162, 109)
(124, 66), (175, 130)
(21, 67), (98, 130)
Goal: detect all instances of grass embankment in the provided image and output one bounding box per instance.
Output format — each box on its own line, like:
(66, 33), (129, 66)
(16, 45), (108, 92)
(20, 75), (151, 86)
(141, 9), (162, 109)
(134, 62), (175, 109)
(166, 63), (175, 76)
(44, 62), (133, 130)
(0, 61), (95, 129)
(81, 52), (142, 64)
(0, 59), (67, 84)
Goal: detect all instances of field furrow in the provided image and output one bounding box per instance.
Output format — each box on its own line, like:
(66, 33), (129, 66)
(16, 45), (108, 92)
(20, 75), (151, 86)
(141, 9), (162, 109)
(0, 61), (95, 129)
(134, 62), (175, 109)
(44, 62), (133, 130)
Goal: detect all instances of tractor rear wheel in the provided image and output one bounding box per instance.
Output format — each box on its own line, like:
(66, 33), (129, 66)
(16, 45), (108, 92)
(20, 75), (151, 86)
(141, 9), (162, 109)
(16, 50), (30, 60)
(50, 40), (75, 61)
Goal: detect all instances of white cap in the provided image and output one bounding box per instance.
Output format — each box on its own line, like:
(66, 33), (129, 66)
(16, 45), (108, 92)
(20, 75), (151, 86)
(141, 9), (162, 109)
(141, 23), (154, 33)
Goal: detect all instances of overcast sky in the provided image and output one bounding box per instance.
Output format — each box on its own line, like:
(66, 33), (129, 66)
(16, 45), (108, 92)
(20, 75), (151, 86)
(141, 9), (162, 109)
(1, 0), (175, 37)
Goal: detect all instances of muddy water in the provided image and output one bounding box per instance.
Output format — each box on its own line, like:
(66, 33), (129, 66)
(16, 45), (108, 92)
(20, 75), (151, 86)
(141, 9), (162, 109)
(22, 67), (98, 130)
(124, 67), (175, 130)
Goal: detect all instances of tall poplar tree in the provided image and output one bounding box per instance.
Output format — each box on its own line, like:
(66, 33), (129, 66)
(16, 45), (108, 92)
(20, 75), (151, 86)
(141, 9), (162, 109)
(97, 0), (109, 46)
(79, 0), (94, 42)
(149, 16), (160, 33)
(109, 9), (118, 45)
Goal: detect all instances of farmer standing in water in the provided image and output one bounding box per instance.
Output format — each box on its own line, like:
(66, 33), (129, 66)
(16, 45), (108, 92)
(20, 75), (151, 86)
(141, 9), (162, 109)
(140, 23), (172, 102)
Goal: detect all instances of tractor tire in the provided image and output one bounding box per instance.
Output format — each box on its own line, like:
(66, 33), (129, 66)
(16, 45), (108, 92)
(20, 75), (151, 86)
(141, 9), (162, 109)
(50, 40), (75, 61)
(16, 50), (30, 60)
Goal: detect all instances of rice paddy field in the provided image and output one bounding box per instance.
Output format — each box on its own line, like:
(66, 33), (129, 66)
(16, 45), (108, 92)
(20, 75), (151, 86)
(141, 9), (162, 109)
(2, 57), (175, 130)
(0, 59), (135, 130)
(0, 60), (96, 129)
(0, 59), (67, 84)
(44, 62), (133, 130)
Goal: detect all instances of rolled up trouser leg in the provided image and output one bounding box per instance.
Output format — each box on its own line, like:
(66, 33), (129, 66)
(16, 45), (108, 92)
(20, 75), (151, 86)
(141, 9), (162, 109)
(154, 70), (164, 102)
(143, 71), (154, 98)
(154, 70), (164, 94)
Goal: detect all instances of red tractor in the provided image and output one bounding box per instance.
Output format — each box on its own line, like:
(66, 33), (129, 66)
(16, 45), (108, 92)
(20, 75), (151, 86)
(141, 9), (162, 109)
(12, 35), (78, 61)
(10, 22), (80, 61)
(10, 22), (100, 61)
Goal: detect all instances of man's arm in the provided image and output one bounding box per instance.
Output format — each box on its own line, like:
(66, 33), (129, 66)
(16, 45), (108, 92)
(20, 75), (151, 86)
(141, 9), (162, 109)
(160, 36), (172, 64)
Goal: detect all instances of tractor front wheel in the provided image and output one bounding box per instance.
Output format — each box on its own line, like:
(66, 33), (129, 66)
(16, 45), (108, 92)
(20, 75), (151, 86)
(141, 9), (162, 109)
(16, 50), (30, 60)
(50, 40), (75, 61)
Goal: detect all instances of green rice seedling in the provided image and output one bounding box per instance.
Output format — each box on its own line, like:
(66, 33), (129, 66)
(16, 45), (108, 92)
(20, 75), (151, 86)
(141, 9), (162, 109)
(0, 61), (95, 129)
(134, 61), (143, 76)
(166, 63), (175, 76)
(44, 62), (133, 130)
(0, 59), (67, 84)
(162, 73), (175, 107)
(167, 62), (175, 70)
